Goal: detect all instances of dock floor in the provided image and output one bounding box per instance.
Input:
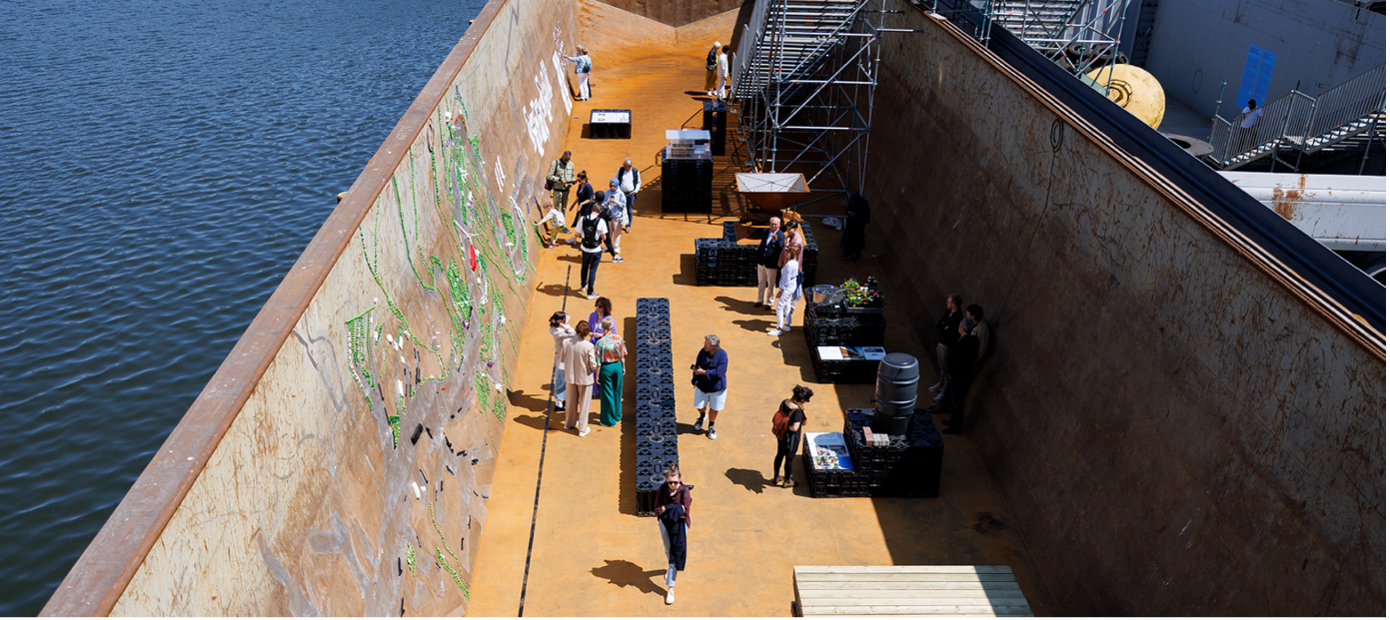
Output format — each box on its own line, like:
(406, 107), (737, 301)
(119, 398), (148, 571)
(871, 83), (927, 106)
(468, 10), (1060, 616)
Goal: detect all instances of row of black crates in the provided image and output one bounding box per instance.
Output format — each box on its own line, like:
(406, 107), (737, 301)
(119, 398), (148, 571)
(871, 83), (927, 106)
(695, 221), (819, 287)
(843, 408), (944, 498)
(803, 303), (887, 347)
(807, 343), (878, 384)
(660, 157), (712, 214)
(803, 410), (944, 498)
(635, 298), (679, 516)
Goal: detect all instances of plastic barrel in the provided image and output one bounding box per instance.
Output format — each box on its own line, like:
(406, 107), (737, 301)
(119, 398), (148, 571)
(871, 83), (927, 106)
(873, 353), (919, 435)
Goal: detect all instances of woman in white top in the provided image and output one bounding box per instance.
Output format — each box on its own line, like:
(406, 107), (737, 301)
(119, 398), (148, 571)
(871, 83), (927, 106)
(715, 45), (730, 100)
(549, 311), (575, 411)
(768, 241), (803, 336)
(566, 45), (593, 101)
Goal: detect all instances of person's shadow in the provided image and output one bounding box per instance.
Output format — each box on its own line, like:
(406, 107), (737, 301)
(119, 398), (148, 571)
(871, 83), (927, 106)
(590, 559), (665, 595)
(725, 467), (770, 494)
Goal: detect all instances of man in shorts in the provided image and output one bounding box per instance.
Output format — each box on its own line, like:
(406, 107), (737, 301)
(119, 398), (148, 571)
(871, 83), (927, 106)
(691, 334), (728, 439)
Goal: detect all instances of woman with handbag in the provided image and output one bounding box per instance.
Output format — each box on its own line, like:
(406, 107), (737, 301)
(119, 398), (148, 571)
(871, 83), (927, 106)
(654, 462), (692, 604)
(561, 321), (598, 437)
(771, 385), (814, 487)
(565, 45), (593, 101)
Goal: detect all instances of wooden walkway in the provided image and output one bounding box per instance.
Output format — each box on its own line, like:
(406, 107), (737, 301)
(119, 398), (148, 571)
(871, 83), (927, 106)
(794, 566), (1035, 617)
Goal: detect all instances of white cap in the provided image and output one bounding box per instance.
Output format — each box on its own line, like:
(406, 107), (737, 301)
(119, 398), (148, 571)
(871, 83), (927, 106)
(713, 41), (721, 47)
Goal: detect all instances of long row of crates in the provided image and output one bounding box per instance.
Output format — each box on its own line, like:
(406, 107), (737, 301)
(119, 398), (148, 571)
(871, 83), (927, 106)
(634, 298), (679, 516)
(695, 221), (818, 287)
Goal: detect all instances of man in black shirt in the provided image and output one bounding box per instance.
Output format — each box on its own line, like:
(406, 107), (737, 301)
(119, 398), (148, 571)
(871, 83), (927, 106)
(754, 217), (786, 309)
(928, 294), (963, 398)
(941, 317), (980, 434)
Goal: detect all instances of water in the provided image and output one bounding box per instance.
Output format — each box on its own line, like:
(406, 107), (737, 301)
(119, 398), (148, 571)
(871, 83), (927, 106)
(0, 0), (484, 613)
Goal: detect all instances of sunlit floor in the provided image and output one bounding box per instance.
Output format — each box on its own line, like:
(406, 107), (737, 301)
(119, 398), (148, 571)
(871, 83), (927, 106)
(467, 5), (1058, 616)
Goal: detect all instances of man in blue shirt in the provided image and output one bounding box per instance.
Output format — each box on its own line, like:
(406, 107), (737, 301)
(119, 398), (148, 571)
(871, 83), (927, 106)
(691, 334), (728, 439)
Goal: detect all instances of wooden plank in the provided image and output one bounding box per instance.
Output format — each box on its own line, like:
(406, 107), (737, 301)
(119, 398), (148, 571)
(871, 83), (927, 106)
(801, 604), (1034, 615)
(802, 597), (1032, 607)
(806, 592), (1034, 603)
(793, 581), (1025, 591)
(796, 566), (1014, 574)
(795, 573), (1020, 582)
(797, 588), (1025, 599)
(806, 611), (1034, 617)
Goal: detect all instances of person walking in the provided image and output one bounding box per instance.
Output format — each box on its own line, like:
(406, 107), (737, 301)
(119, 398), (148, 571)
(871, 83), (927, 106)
(654, 462), (692, 605)
(576, 203), (609, 299)
(691, 334), (728, 439)
(940, 318), (980, 435)
(768, 240), (803, 337)
(840, 191), (870, 262)
(927, 294), (963, 400)
(704, 41), (720, 97)
(547, 151), (576, 215)
(616, 158), (641, 231)
(568, 170), (594, 230)
(754, 216), (786, 309)
(549, 312), (574, 412)
(562, 321), (599, 436)
(588, 296), (614, 344)
(596, 316), (628, 427)
(771, 385), (813, 487)
(565, 45), (593, 101)
(715, 45), (731, 100)
(601, 179), (626, 262)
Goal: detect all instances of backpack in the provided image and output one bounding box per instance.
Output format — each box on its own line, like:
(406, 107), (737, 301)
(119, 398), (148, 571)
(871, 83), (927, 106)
(581, 215), (602, 250)
(772, 408), (791, 439)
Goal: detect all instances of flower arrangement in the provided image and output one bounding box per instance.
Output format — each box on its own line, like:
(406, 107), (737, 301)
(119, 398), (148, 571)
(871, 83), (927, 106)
(842, 276), (884, 308)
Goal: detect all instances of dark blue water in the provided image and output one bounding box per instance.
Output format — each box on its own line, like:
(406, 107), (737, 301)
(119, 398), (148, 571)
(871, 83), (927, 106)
(0, 0), (484, 614)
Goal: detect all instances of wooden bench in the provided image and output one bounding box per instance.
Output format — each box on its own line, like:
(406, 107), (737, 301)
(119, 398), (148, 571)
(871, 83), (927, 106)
(793, 566), (1034, 617)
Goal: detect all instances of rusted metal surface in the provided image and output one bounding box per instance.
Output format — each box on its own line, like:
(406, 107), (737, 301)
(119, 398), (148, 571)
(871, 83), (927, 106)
(593, 0), (748, 27)
(40, 0), (573, 613)
(863, 2), (1385, 615)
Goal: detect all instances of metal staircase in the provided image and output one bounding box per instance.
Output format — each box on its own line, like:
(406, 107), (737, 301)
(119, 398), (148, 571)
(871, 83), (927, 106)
(732, 0), (915, 205)
(987, 0), (1089, 44)
(1208, 63), (1386, 170)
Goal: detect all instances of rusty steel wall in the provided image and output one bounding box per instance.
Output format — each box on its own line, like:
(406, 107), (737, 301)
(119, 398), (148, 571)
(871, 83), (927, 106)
(42, 0), (579, 615)
(592, 0), (747, 27)
(863, 3), (1385, 616)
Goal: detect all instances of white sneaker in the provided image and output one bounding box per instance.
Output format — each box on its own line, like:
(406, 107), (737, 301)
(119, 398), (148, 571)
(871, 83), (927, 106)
(665, 587), (675, 605)
(708, 428), (717, 440)
(587, 293), (599, 300)
(563, 424), (574, 430)
(693, 416), (704, 432)
(578, 427), (591, 437)
(767, 328), (782, 336)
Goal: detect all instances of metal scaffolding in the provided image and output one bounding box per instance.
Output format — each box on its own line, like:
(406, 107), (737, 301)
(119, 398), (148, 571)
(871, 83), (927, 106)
(732, 0), (917, 208)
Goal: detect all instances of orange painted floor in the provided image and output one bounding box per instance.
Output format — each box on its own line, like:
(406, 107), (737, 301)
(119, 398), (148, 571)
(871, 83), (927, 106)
(467, 15), (1058, 617)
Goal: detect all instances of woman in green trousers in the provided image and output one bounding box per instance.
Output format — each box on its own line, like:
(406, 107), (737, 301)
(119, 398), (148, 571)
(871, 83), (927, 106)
(595, 316), (628, 426)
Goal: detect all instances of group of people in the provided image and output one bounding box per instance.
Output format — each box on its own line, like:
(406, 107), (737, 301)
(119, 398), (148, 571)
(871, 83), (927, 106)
(753, 213), (809, 336)
(704, 41), (731, 100)
(537, 151), (643, 299)
(549, 297), (628, 437)
(924, 294), (992, 434)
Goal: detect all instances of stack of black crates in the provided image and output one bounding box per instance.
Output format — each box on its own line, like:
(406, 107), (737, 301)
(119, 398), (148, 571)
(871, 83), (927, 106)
(802, 409), (943, 498)
(634, 298), (678, 516)
(695, 221), (818, 287)
(660, 154), (713, 213)
(702, 100), (726, 156)
(804, 305), (886, 349)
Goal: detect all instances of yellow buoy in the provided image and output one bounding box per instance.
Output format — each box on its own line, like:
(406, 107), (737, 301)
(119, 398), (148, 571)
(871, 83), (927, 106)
(1084, 64), (1165, 129)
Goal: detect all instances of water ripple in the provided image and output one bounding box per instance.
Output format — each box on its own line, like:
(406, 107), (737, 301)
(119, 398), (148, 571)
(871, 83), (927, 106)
(0, 0), (485, 613)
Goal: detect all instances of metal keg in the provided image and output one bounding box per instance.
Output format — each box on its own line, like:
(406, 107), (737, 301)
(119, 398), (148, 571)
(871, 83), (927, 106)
(872, 353), (919, 435)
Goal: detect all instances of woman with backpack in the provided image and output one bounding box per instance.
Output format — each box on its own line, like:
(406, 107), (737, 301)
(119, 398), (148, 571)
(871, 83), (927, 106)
(576, 202), (609, 300)
(772, 385), (814, 487)
(565, 45), (593, 101)
(654, 462), (692, 605)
